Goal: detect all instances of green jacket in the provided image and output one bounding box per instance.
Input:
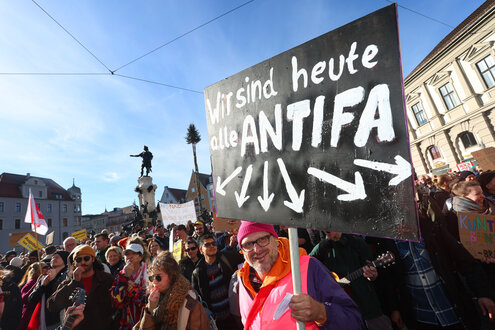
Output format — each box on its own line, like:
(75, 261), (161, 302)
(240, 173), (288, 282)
(309, 234), (382, 321)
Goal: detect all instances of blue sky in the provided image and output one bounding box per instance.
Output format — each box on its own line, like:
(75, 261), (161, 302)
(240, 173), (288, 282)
(0, 0), (484, 214)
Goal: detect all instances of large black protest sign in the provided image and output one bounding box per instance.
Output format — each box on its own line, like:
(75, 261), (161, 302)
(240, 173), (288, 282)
(204, 4), (419, 240)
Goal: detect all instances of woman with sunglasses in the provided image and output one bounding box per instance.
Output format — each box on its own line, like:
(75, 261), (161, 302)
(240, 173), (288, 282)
(178, 238), (202, 283)
(110, 238), (150, 329)
(134, 251), (209, 330)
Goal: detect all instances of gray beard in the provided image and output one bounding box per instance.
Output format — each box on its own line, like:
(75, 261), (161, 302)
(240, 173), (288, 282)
(247, 250), (278, 278)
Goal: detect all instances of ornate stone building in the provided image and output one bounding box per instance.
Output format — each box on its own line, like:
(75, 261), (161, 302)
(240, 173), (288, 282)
(405, 1), (495, 175)
(0, 172), (82, 252)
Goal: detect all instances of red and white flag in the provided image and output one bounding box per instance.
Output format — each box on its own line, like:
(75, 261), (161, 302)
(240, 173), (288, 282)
(24, 189), (48, 235)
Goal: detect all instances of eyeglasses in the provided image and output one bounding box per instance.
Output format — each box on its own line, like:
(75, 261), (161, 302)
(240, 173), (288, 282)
(75, 256), (91, 263)
(149, 274), (163, 282)
(185, 246), (197, 252)
(203, 241), (216, 248)
(241, 234), (272, 252)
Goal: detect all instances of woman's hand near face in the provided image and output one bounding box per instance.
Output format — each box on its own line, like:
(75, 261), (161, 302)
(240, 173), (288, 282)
(147, 287), (160, 311)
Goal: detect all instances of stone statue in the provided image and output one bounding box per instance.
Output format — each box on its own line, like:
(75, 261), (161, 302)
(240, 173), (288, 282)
(130, 145), (153, 177)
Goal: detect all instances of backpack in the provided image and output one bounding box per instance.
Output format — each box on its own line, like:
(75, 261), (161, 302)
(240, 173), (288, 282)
(195, 291), (218, 330)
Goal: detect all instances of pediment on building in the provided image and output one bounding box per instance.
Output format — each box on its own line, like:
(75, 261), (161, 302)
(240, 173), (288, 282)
(406, 91), (421, 103)
(461, 41), (494, 62)
(427, 70), (451, 87)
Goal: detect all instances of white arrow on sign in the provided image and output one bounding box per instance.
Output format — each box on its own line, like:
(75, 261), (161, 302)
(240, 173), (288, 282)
(257, 161), (275, 212)
(277, 158), (305, 213)
(216, 166), (243, 196)
(353, 155), (412, 186)
(307, 167), (367, 201)
(234, 165), (253, 207)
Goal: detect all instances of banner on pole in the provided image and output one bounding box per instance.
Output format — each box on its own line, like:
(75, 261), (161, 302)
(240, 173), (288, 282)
(204, 4), (418, 240)
(18, 233), (44, 252)
(457, 212), (495, 259)
(159, 201), (197, 225)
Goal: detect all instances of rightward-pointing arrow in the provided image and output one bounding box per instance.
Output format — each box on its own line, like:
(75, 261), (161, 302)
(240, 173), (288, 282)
(257, 161), (274, 212)
(277, 158), (305, 213)
(216, 166), (242, 196)
(307, 168), (367, 201)
(235, 165), (253, 207)
(353, 155), (412, 186)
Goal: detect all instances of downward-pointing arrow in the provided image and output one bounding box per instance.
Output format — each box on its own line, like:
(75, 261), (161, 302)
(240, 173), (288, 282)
(216, 166), (242, 196)
(257, 161), (274, 212)
(277, 158), (305, 213)
(307, 168), (367, 201)
(234, 165), (253, 207)
(353, 155), (412, 186)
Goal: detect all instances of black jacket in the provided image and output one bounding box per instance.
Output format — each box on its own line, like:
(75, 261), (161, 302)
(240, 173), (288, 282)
(388, 216), (494, 329)
(29, 267), (68, 326)
(47, 268), (116, 330)
(191, 251), (243, 308)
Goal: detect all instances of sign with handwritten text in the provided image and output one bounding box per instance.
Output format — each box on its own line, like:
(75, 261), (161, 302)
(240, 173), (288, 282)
(457, 212), (495, 260)
(18, 233), (44, 252)
(204, 5), (418, 239)
(159, 201), (197, 225)
(72, 229), (87, 242)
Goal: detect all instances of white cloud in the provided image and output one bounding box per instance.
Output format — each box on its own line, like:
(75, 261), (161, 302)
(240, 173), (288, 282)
(102, 172), (120, 182)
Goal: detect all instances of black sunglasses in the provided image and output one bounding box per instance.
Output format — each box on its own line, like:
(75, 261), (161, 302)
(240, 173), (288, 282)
(203, 241), (216, 248)
(149, 274), (163, 282)
(185, 246), (197, 252)
(75, 256), (91, 263)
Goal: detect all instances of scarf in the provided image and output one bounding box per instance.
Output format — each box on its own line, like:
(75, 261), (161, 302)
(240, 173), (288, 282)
(452, 196), (485, 213)
(152, 274), (191, 330)
(131, 262), (148, 286)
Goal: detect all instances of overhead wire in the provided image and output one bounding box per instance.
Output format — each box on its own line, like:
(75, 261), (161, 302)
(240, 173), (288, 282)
(0, 72), (109, 76)
(31, 0), (113, 73)
(111, 0), (256, 73)
(113, 74), (203, 94)
(10, 0), (469, 94)
(384, 0), (454, 29)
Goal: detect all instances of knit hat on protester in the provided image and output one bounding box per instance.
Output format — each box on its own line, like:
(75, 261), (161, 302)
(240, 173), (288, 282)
(237, 221), (278, 245)
(53, 250), (70, 267)
(9, 256), (23, 268)
(73, 245), (95, 259)
(5, 250), (16, 259)
(459, 170), (475, 180)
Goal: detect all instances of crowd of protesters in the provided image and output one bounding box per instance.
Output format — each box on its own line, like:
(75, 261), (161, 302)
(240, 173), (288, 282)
(0, 169), (494, 329)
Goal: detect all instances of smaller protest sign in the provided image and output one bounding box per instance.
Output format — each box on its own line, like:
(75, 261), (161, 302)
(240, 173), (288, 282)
(46, 231), (54, 245)
(72, 229), (87, 242)
(471, 147), (495, 171)
(173, 240), (183, 262)
(456, 161), (474, 172)
(457, 212), (495, 259)
(9, 231), (35, 247)
(213, 218), (241, 232)
(18, 233), (44, 252)
(159, 201), (197, 225)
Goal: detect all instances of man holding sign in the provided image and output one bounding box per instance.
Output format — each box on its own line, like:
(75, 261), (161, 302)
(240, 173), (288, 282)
(233, 221), (362, 329)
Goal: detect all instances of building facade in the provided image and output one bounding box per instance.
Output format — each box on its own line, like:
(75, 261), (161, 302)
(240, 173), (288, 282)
(405, 1), (495, 176)
(185, 172), (215, 216)
(0, 172), (82, 253)
(160, 186), (187, 204)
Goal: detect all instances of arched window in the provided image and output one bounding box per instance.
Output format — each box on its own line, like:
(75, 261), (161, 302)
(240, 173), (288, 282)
(459, 131), (477, 149)
(428, 145), (442, 160)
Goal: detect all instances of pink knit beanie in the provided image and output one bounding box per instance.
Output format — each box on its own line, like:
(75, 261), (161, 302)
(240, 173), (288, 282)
(237, 221), (278, 245)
